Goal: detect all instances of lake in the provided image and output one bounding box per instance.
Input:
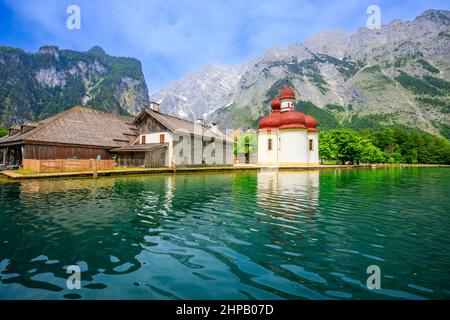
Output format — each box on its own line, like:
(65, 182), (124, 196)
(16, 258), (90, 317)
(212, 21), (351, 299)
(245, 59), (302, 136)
(0, 167), (449, 299)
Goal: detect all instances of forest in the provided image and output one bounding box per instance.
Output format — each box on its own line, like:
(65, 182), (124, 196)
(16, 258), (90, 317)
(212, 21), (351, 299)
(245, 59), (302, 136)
(234, 126), (450, 164)
(320, 127), (450, 164)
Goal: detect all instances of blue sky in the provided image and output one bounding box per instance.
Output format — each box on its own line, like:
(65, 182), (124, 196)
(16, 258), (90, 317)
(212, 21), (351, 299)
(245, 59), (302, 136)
(1, 0), (449, 93)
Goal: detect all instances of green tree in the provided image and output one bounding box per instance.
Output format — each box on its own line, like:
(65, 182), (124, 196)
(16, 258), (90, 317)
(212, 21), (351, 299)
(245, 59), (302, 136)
(359, 138), (385, 163)
(321, 129), (361, 164)
(234, 131), (257, 156)
(0, 128), (8, 138)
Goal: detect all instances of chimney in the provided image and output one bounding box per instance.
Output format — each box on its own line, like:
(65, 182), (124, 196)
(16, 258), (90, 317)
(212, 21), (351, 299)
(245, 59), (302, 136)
(150, 101), (160, 112)
(81, 93), (91, 106)
(211, 122), (219, 134)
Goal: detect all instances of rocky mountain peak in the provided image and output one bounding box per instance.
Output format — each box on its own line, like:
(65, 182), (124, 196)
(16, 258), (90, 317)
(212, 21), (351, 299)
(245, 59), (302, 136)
(304, 29), (349, 58)
(151, 63), (245, 121)
(150, 10), (450, 138)
(37, 45), (59, 59)
(0, 45), (149, 126)
(88, 46), (107, 56)
(418, 9), (450, 25)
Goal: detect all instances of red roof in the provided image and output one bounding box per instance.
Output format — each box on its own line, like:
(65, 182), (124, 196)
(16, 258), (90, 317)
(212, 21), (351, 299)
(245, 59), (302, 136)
(279, 110), (306, 129)
(271, 98), (281, 111)
(258, 86), (318, 131)
(279, 85), (296, 100)
(259, 104), (281, 129)
(305, 114), (318, 132)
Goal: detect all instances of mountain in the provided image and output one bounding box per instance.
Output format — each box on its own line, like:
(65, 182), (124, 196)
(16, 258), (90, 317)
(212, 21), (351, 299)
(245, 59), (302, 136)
(151, 64), (245, 121)
(0, 45), (149, 127)
(153, 9), (450, 138)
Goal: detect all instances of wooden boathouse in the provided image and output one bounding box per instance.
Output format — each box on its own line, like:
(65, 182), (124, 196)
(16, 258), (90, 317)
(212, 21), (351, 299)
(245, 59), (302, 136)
(0, 104), (233, 170)
(0, 106), (137, 167)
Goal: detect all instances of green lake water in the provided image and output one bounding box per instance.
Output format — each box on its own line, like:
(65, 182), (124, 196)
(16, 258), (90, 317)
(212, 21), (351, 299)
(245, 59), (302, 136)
(0, 167), (449, 299)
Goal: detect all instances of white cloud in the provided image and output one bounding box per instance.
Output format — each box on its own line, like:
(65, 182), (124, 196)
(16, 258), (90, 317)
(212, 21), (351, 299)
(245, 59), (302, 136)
(3, 0), (450, 92)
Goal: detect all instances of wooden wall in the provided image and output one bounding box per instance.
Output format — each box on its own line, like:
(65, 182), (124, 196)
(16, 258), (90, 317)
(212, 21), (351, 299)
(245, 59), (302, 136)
(137, 115), (168, 135)
(116, 147), (167, 168)
(23, 144), (112, 160)
(23, 159), (115, 173)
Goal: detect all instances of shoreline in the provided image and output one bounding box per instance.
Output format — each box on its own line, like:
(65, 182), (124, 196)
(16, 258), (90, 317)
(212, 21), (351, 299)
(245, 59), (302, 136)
(1, 163), (449, 181)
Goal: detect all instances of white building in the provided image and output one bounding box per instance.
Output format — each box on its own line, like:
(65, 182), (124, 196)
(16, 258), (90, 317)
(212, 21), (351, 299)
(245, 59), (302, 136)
(112, 106), (234, 167)
(257, 85), (319, 166)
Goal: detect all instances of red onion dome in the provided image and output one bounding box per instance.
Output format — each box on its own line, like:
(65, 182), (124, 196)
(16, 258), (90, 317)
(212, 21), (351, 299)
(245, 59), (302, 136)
(259, 99), (282, 129)
(279, 110), (306, 129)
(279, 84), (296, 100)
(259, 112), (281, 130)
(305, 114), (318, 132)
(270, 98), (281, 111)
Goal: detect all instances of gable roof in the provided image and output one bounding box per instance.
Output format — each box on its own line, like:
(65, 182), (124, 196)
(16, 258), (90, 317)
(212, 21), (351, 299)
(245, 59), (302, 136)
(136, 108), (233, 142)
(0, 106), (137, 148)
(111, 142), (168, 152)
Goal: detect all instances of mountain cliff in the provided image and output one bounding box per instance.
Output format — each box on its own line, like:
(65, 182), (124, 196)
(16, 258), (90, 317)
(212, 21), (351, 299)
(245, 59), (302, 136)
(153, 10), (450, 138)
(151, 64), (245, 121)
(0, 45), (149, 127)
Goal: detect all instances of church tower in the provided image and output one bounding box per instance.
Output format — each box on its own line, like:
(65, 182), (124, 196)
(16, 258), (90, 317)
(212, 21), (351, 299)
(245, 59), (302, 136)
(257, 85), (319, 167)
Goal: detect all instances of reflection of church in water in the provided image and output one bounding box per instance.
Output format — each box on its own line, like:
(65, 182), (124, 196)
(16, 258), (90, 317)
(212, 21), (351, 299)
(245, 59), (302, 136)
(256, 170), (319, 216)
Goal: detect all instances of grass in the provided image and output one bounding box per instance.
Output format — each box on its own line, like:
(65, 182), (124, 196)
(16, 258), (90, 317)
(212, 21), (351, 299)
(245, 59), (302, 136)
(15, 169), (38, 175)
(113, 167), (149, 171)
(321, 160), (340, 165)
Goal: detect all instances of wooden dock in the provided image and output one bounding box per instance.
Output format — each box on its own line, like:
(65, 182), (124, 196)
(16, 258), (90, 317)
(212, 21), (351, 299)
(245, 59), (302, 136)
(0, 164), (382, 180)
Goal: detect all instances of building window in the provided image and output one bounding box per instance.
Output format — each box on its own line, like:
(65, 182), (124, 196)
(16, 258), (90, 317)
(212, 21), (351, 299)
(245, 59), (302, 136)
(268, 138), (273, 151)
(141, 135), (146, 144)
(309, 138), (314, 151)
(160, 134), (165, 143)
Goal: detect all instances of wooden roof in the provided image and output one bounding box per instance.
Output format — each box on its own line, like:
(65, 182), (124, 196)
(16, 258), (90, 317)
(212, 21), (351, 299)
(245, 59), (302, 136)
(135, 108), (233, 143)
(111, 143), (168, 152)
(0, 106), (137, 148)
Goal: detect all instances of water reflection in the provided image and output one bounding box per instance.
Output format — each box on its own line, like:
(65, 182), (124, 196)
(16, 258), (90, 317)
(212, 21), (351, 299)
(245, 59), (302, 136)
(1, 168), (450, 299)
(257, 169), (319, 220)
(1, 178), (146, 296)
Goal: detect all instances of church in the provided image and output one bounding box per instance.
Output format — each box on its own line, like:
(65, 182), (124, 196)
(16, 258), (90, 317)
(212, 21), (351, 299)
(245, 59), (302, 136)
(257, 85), (319, 166)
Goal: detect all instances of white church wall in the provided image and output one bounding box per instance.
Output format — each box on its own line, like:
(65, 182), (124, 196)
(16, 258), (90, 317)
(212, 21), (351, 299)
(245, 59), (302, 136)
(257, 131), (279, 165)
(278, 130), (308, 165)
(307, 132), (319, 164)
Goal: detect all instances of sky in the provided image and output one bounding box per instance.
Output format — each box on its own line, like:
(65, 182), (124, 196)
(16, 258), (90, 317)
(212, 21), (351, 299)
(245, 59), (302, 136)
(1, 0), (449, 94)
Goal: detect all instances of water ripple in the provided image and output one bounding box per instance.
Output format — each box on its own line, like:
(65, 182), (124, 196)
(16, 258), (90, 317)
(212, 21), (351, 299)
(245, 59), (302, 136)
(0, 168), (449, 299)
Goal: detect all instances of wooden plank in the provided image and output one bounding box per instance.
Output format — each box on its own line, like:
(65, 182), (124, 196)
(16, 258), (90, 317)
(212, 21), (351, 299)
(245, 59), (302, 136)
(23, 159), (115, 173)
